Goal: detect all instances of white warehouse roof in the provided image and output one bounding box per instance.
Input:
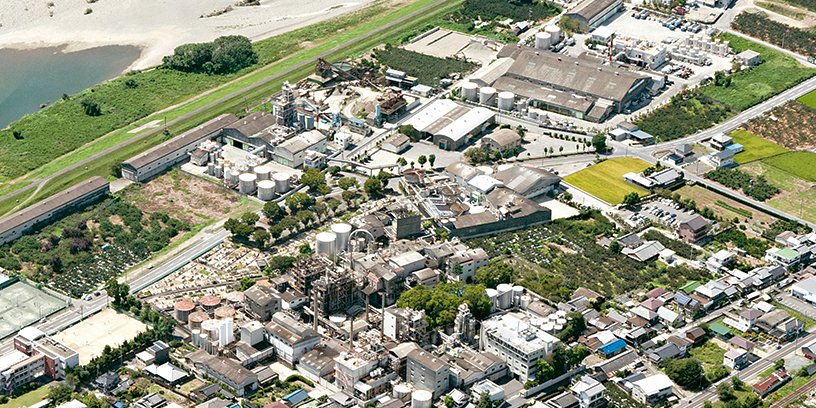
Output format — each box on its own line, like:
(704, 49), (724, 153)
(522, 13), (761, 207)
(405, 99), (459, 133)
(435, 106), (494, 143)
(632, 374), (674, 395)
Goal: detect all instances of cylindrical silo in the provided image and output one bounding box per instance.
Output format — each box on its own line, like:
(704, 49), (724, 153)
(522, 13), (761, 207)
(199, 333), (208, 349)
(546, 26), (560, 44)
(200, 295), (222, 316)
(174, 300), (195, 322)
(257, 179), (276, 201)
(215, 306), (236, 320)
(479, 87), (496, 105)
(274, 172), (290, 193)
(207, 162), (215, 176)
(225, 291), (245, 304)
(394, 385), (411, 401)
(192, 329), (201, 347)
(239, 173), (257, 194)
(498, 92), (515, 111)
(316, 232), (336, 257)
(201, 319), (220, 339)
(557, 310), (567, 318)
(462, 82), (478, 101)
(331, 223), (352, 252)
(512, 285), (524, 306)
(485, 288), (498, 312)
(535, 32), (551, 49)
(497, 284), (512, 309)
(214, 163), (223, 178)
(224, 167), (232, 183)
(520, 295), (532, 310)
(254, 165), (272, 180)
(412, 391), (432, 408)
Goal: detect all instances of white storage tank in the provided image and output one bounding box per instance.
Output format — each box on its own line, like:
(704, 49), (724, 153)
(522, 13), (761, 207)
(254, 165), (272, 180)
(331, 223), (352, 252)
(535, 32), (551, 49)
(479, 87), (496, 105)
(512, 285), (524, 305)
(542, 322), (554, 333)
(485, 288), (498, 312)
(257, 180), (276, 201)
(224, 168), (232, 183)
(557, 310), (567, 318)
(546, 25), (560, 44)
(412, 390), (433, 408)
(191, 329), (201, 347)
(239, 173), (257, 194)
(462, 82), (479, 101)
(201, 319), (220, 339)
(498, 92), (515, 111)
(394, 385), (411, 401)
(273, 172), (290, 193)
(497, 284), (513, 309)
(316, 231), (337, 257)
(520, 295), (532, 310)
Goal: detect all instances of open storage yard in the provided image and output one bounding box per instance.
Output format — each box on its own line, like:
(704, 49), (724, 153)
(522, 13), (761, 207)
(0, 280), (64, 339)
(53, 308), (146, 364)
(563, 158), (651, 205)
(730, 130), (790, 163)
(745, 101), (816, 149)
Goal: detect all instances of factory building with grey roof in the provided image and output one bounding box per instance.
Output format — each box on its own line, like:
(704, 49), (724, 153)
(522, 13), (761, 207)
(564, 0), (623, 29)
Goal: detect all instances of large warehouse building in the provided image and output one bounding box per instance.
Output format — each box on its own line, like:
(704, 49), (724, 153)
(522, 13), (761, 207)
(0, 177), (110, 246)
(121, 114), (237, 182)
(565, 0), (623, 29)
(404, 99), (494, 151)
(490, 45), (651, 122)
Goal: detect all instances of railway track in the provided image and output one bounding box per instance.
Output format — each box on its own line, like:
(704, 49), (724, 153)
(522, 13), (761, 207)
(771, 375), (816, 408)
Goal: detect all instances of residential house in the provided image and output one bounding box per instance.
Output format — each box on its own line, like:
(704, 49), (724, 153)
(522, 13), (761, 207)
(723, 349), (748, 370)
(622, 241), (665, 262)
(598, 339), (627, 358)
(729, 336), (755, 353)
(647, 344), (681, 364)
(570, 377), (606, 408)
(685, 327), (706, 345)
(710, 322), (732, 340)
(656, 307), (681, 327)
(753, 371), (789, 396)
(709, 149), (734, 167)
(666, 336), (691, 354)
(737, 309), (763, 332)
(631, 374), (674, 405)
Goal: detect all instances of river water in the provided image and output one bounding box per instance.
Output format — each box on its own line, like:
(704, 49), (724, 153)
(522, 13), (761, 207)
(0, 45), (142, 129)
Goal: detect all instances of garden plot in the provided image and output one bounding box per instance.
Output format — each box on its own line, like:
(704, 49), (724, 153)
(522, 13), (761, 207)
(53, 309), (146, 364)
(675, 185), (778, 230)
(0, 281), (64, 339)
(730, 130), (789, 164)
(741, 161), (816, 225)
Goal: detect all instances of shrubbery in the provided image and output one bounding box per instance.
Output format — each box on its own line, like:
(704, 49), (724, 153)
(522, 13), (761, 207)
(636, 94), (734, 141)
(374, 46), (476, 85)
(705, 167), (780, 201)
(161, 36), (258, 75)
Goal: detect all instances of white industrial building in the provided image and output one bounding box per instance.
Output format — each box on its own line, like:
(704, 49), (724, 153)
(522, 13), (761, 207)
(264, 312), (320, 366)
(791, 277), (816, 305)
(479, 313), (560, 382)
(404, 99), (494, 151)
(273, 130), (327, 168)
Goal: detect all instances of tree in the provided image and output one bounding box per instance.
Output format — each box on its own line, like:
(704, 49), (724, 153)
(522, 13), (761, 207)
(559, 146), (564, 154)
(622, 192), (640, 207)
(478, 392), (492, 408)
(262, 201), (285, 220)
(464, 147), (488, 164)
(516, 125), (526, 138)
(342, 190), (356, 203)
(592, 134), (606, 153)
(609, 240), (622, 253)
(445, 396), (454, 408)
(558, 312), (585, 342)
(473, 261), (518, 288)
(364, 177), (383, 198)
(397, 157), (408, 167)
(110, 160), (122, 178)
(706, 365), (730, 383)
(774, 358), (785, 371)
(338, 177), (358, 191)
(664, 358), (703, 389)
(267, 256), (295, 273)
(81, 99), (102, 116)
(731, 376), (744, 391)
(239, 276), (256, 291)
(299, 242), (312, 255)
(716, 383), (735, 401)
(241, 212), (260, 225)
(399, 124), (418, 141)
(162, 35), (257, 74)
(428, 154), (436, 168)
(493, 150), (503, 161)
(48, 383), (74, 404)
(252, 229), (270, 247)
(536, 359), (555, 382)
(233, 223), (254, 238)
(740, 393), (762, 408)
(301, 167), (328, 191)
(418, 155), (427, 168)
(327, 166), (341, 176)
(224, 217), (240, 234)
(567, 344), (589, 367)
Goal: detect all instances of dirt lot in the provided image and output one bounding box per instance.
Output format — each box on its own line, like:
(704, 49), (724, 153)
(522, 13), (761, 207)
(676, 185), (777, 236)
(745, 101), (816, 150)
(53, 308), (147, 364)
(124, 170), (255, 225)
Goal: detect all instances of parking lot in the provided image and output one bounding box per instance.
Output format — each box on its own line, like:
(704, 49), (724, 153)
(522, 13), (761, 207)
(778, 292), (816, 321)
(617, 197), (698, 230)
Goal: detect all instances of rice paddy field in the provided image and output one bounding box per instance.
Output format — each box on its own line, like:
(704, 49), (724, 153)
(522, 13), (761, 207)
(763, 151), (816, 182)
(730, 129), (790, 163)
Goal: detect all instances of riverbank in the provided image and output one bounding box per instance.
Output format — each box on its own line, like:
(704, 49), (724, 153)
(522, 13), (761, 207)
(0, 0), (375, 70)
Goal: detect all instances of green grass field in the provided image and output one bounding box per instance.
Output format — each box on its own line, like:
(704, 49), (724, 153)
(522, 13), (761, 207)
(563, 158), (651, 204)
(700, 34), (816, 111)
(763, 151), (816, 181)
(731, 129), (789, 163)
(799, 88), (816, 109)
(689, 340), (727, 365)
(0, 386), (49, 408)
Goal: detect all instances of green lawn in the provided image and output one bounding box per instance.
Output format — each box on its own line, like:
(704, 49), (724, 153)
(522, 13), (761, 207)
(700, 34), (816, 111)
(730, 129), (790, 163)
(563, 158), (651, 204)
(0, 386), (49, 408)
(689, 340), (727, 365)
(798, 88), (816, 109)
(763, 151), (816, 182)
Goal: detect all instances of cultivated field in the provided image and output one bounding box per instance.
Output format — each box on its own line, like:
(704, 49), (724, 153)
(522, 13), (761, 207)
(676, 185), (777, 232)
(0, 281), (64, 339)
(763, 151), (816, 182)
(730, 129), (789, 163)
(563, 158), (650, 204)
(53, 308), (146, 364)
(746, 101), (816, 149)
(741, 161), (816, 224)
(798, 89), (816, 109)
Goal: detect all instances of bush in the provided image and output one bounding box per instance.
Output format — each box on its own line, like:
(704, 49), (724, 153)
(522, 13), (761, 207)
(162, 35), (258, 75)
(636, 94), (734, 141)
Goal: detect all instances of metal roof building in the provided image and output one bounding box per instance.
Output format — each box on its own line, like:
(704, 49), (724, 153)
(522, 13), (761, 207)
(565, 0), (623, 28)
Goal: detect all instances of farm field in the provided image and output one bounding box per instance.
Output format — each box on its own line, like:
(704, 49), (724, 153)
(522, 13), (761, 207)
(741, 161), (816, 224)
(732, 12), (816, 57)
(798, 88), (816, 109)
(563, 158), (650, 204)
(675, 185), (777, 232)
(745, 101), (816, 149)
(699, 34), (816, 111)
(730, 129), (789, 163)
(763, 151), (816, 181)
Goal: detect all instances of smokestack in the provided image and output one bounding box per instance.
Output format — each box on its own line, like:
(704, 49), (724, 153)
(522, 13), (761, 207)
(313, 286), (318, 332)
(381, 292), (386, 343)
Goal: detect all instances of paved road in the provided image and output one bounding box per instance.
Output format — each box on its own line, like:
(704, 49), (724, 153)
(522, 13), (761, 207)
(0, 0), (454, 205)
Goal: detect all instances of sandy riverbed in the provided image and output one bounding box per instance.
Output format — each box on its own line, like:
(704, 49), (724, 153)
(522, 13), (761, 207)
(0, 0), (377, 70)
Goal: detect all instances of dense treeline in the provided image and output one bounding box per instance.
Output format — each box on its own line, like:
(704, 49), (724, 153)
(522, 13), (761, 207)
(161, 36), (258, 75)
(705, 167), (780, 201)
(732, 12), (816, 57)
(374, 46), (476, 85)
(713, 228), (770, 258)
(397, 281), (493, 327)
(635, 95), (734, 141)
(459, 0), (560, 21)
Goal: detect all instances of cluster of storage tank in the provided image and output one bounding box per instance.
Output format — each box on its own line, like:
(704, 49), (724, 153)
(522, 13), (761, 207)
(461, 83), (518, 112)
(207, 160), (291, 200)
(315, 223), (353, 257)
(190, 317), (234, 354)
(485, 284), (530, 310)
(534, 26), (561, 50)
(536, 310), (569, 333)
